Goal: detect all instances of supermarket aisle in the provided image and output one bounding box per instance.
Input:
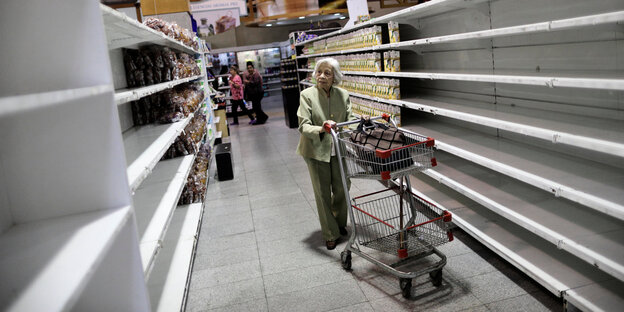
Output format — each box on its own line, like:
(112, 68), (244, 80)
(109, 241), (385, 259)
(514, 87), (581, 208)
(186, 95), (561, 312)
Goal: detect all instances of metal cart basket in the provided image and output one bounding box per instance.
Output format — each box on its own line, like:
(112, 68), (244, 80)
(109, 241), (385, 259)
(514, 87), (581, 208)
(329, 115), (453, 298)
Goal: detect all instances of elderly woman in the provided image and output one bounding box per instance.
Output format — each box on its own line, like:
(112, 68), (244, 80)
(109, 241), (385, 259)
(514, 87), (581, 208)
(296, 58), (359, 250)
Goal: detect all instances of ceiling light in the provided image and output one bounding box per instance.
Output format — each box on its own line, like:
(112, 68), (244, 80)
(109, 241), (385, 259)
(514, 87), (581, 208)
(339, 16), (346, 20)
(298, 16), (305, 19)
(334, 13), (340, 16)
(266, 23), (272, 26)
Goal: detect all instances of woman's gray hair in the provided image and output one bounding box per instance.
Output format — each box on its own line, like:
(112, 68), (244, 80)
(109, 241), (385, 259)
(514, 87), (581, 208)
(314, 57), (343, 85)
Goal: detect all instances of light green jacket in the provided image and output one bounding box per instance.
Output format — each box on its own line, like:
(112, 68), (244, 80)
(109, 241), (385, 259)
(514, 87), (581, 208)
(296, 85), (358, 163)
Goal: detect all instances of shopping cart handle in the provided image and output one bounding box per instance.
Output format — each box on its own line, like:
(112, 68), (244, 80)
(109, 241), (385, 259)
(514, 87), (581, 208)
(335, 115), (391, 127)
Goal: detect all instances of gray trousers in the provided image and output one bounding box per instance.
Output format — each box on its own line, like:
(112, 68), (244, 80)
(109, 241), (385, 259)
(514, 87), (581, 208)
(304, 156), (351, 241)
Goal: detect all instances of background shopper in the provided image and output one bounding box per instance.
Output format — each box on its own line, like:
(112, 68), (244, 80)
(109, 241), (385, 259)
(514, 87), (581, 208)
(243, 61), (269, 124)
(296, 58), (359, 250)
(229, 65), (255, 125)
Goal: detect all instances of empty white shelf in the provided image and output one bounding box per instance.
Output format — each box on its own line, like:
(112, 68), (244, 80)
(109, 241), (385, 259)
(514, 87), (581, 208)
(300, 81), (315, 87)
(264, 80), (281, 85)
(394, 95), (624, 157)
(401, 119), (624, 220)
(115, 75), (203, 105)
(298, 68), (314, 73)
(147, 203), (203, 312)
(420, 153), (624, 281)
(101, 4), (198, 54)
(0, 85), (112, 116)
(404, 174), (624, 312)
(133, 154), (196, 276)
(123, 115), (193, 191)
(0, 206), (141, 311)
(340, 70), (624, 91)
(265, 88), (281, 92)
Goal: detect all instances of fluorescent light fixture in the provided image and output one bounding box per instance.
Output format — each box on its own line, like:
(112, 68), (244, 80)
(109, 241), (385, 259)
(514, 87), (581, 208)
(266, 23), (272, 26)
(298, 16), (305, 19)
(339, 16), (346, 20)
(334, 13), (340, 16)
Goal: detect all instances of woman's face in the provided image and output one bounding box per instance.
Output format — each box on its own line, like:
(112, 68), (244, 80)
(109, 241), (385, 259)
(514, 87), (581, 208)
(315, 63), (334, 90)
(229, 68), (237, 76)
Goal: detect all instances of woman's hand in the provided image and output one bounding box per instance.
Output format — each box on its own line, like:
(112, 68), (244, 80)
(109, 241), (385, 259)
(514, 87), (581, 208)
(320, 120), (336, 133)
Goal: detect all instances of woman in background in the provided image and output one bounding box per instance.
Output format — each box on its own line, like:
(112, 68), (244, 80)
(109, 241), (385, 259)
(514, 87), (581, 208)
(243, 61), (269, 124)
(229, 65), (255, 125)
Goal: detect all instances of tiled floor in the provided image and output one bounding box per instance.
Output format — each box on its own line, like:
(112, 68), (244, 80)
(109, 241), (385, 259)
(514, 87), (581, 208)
(187, 95), (561, 312)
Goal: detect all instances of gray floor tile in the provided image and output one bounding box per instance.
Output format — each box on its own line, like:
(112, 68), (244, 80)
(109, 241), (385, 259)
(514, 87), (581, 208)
(267, 279), (367, 312)
(263, 262), (353, 297)
(485, 293), (558, 312)
(190, 259), (262, 290)
(260, 246), (337, 276)
(327, 302), (375, 312)
(193, 244), (259, 270)
(250, 191), (308, 211)
(202, 217), (255, 239)
(443, 252), (497, 281)
(257, 232), (320, 259)
(253, 206), (317, 231)
(204, 210), (253, 228)
(459, 270), (529, 304)
(254, 219), (321, 243)
(249, 183), (304, 200)
(186, 277), (266, 312)
(203, 298), (268, 312)
(195, 231), (256, 254)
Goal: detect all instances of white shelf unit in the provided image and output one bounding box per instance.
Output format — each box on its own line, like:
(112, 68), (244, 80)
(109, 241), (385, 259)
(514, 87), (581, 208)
(295, 0), (624, 310)
(115, 75), (203, 105)
(101, 5), (199, 55)
(134, 154), (196, 276)
(0, 1), (150, 311)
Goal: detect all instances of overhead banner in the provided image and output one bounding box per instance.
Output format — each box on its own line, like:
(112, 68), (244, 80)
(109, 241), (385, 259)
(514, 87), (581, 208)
(194, 9), (240, 37)
(191, 0), (246, 38)
(256, 0), (346, 18)
(190, 0), (248, 16)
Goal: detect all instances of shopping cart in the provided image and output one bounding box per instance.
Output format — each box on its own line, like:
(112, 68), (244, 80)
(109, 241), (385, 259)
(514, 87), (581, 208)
(328, 114), (454, 298)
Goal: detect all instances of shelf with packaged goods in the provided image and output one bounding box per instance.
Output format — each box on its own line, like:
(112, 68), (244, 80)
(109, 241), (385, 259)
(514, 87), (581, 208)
(124, 114), (194, 192)
(147, 203), (203, 312)
(402, 175), (624, 312)
(0, 206), (147, 312)
(263, 73), (280, 78)
(340, 70), (624, 91)
(115, 75), (203, 105)
(101, 4), (199, 55)
(400, 115), (624, 220)
(295, 0), (490, 47)
(297, 10), (624, 58)
(134, 154), (196, 276)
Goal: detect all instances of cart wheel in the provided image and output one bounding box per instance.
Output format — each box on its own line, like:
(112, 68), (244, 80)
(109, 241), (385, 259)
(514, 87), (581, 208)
(430, 269), (443, 287)
(340, 251), (352, 270)
(399, 278), (412, 299)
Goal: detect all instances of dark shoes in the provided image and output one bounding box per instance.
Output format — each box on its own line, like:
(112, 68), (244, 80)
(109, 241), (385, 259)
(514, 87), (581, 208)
(326, 240), (337, 250)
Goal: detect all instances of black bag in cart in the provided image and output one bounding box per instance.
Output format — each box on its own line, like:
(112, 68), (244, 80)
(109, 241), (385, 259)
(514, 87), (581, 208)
(349, 120), (423, 178)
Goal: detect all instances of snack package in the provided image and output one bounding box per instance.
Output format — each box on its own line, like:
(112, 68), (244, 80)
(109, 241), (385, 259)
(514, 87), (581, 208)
(389, 21), (400, 43)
